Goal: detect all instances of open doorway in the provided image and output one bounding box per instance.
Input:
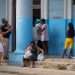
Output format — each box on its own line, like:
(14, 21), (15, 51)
(11, 0), (16, 52)
(32, 0), (41, 26)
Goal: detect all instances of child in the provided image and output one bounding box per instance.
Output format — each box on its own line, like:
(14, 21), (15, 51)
(62, 22), (75, 58)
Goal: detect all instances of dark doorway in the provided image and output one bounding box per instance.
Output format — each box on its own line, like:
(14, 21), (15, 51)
(33, 9), (40, 26)
(12, 0), (16, 51)
(33, 0), (41, 26)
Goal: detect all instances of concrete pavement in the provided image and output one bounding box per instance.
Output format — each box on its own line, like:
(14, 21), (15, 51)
(0, 65), (75, 75)
(0, 58), (75, 75)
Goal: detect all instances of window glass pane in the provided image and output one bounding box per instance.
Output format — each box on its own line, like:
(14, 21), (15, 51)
(12, 0), (16, 51)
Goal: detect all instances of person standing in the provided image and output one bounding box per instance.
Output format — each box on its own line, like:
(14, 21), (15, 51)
(0, 18), (12, 59)
(36, 19), (48, 54)
(62, 22), (75, 58)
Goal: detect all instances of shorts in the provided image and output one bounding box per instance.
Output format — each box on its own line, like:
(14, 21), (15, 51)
(30, 54), (37, 61)
(64, 38), (73, 49)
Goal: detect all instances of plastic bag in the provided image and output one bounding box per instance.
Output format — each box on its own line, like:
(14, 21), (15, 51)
(37, 53), (44, 61)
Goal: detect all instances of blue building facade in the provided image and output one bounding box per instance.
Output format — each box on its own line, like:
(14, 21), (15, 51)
(0, 0), (75, 65)
(48, 0), (75, 57)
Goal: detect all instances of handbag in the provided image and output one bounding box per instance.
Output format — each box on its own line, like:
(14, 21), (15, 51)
(37, 53), (44, 61)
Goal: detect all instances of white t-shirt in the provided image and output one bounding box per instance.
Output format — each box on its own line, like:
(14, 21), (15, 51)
(36, 23), (48, 41)
(35, 23), (41, 41)
(40, 24), (48, 41)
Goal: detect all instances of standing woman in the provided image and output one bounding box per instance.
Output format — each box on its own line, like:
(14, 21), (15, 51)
(63, 22), (75, 58)
(1, 18), (12, 59)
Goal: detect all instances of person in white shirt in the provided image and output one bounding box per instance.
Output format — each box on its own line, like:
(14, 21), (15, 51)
(33, 19), (41, 46)
(36, 19), (48, 54)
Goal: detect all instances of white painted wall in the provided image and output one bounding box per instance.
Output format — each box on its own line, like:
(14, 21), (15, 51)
(0, 0), (7, 24)
(8, 0), (13, 25)
(67, 0), (72, 20)
(41, 0), (48, 19)
(0, 0), (12, 25)
(64, 0), (67, 19)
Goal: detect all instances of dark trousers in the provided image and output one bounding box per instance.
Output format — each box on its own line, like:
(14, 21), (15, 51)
(37, 40), (48, 54)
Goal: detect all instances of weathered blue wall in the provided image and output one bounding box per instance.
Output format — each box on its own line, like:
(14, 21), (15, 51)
(48, 0), (75, 57)
(48, 0), (65, 57)
(48, 19), (66, 56)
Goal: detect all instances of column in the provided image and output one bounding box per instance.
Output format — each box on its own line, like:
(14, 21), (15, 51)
(9, 0), (32, 65)
(16, 0), (32, 51)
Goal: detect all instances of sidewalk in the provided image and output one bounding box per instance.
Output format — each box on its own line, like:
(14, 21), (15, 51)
(0, 58), (75, 75)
